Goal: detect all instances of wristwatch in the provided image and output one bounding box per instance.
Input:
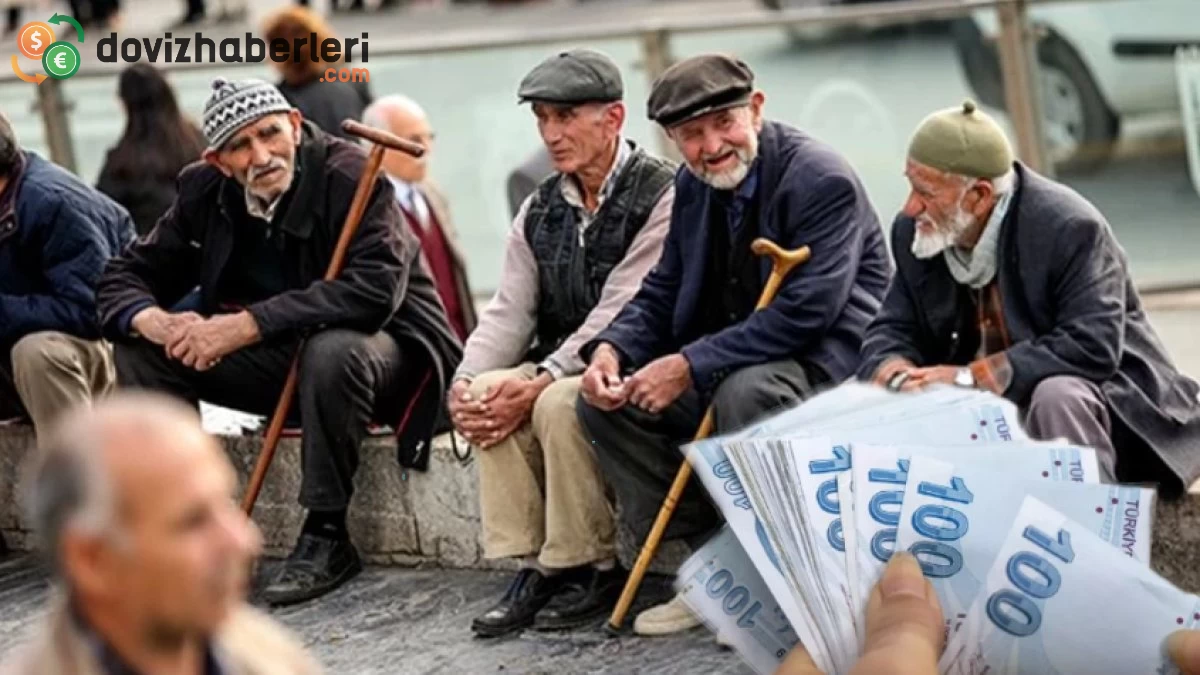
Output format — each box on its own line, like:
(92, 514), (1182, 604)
(954, 367), (976, 388)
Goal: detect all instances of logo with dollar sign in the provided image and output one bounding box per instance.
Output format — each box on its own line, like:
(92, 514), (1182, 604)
(10, 13), (85, 85)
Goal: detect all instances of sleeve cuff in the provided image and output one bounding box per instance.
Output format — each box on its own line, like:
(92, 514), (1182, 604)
(970, 352), (1013, 395)
(118, 300), (156, 337)
(537, 359), (564, 381)
(871, 356), (916, 386)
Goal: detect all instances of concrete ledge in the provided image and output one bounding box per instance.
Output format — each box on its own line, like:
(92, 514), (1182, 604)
(2, 424), (1192, 588)
(0, 424), (687, 574)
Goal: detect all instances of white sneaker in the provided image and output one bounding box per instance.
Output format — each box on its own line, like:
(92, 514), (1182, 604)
(633, 594), (702, 636)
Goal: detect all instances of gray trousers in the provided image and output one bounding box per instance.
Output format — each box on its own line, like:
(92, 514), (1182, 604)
(114, 328), (416, 511)
(577, 359), (823, 545)
(1022, 375), (1118, 482)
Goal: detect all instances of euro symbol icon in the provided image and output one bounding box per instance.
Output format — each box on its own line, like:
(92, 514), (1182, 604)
(54, 51), (66, 69)
(30, 30), (42, 51)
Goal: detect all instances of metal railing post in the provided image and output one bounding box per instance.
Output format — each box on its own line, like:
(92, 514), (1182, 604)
(638, 28), (680, 161)
(35, 79), (77, 175)
(995, 0), (1051, 175)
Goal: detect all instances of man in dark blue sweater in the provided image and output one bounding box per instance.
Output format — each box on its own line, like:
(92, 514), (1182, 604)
(576, 54), (892, 634)
(0, 111), (133, 437)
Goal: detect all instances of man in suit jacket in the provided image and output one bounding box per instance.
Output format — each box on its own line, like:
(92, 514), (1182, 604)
(363, 95), (478, 341)
(1, 393), (320, 675)
(858, 101), (1200, 493)
(576, 54), (892, 635)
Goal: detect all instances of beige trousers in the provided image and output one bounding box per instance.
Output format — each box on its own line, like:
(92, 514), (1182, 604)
(8, 331), (116, 437)
(473, 363), (616, 569)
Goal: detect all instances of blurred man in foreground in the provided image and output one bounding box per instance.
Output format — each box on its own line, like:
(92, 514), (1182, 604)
(362, 94), (478, 342)
(1, 393), (319, 674)
(858, 101), (1200, 492)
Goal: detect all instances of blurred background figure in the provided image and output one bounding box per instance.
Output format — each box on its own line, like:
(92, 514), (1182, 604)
(1, 393), (321, 674)
(505, 146), (554, 220)
(261, 5), (373, 140)
(96, 64), (206, 237)
(363, 94), (477, 342)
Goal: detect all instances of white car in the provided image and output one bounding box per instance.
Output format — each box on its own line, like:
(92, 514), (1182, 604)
(955, 0), (1200, 171)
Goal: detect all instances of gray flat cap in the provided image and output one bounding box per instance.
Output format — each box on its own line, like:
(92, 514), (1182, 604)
(517, 49), (623, 105)
(647, 54), (754, 128)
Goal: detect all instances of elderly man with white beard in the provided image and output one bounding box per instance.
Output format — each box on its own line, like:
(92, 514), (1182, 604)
(576, 54), (892, 636)
(859, 101), (1200, 493)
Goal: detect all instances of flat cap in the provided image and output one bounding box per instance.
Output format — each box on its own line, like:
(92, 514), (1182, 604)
(907, 100), (1014, 179)
(647, 54), (754, 128)
(517, 49), (623, 105)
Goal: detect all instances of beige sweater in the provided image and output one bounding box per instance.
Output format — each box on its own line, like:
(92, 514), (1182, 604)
(455, 185), (674, 381)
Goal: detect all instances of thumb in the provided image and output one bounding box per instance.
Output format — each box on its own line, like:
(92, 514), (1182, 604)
(852, 552), (944, 675)
(774, 644), (825, 675)
(1169, 630), (1200, 674)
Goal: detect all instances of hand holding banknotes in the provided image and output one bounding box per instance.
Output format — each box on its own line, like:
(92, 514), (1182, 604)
(776, 553), (944, 675)
(776, 553), (1200, 675)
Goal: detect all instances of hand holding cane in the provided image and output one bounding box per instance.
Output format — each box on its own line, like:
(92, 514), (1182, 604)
(241, 120), (426, 515)
(605, 238), (812, 633)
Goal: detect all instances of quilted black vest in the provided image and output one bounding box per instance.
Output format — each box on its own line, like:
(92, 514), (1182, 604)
(523, 144), (675, 362)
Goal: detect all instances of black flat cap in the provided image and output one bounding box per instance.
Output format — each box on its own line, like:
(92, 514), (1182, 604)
(647, 54), (755, 127)
(517, 49), (624, 105)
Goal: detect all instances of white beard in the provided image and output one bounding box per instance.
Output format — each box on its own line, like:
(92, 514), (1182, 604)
(688, 134), (759, 190)
(911, 204), (977, 260)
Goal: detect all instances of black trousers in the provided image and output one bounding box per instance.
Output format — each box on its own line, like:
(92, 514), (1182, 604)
(114, 329), (416, 511)
(0, 354), (25, 420)
(577, 359), (823, 546)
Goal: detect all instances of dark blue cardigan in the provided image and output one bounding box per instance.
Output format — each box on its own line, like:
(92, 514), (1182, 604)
(583, 120), (891, 394)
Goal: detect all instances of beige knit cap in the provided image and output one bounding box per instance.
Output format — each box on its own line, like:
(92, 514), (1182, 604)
(907, 100), (1014, 179)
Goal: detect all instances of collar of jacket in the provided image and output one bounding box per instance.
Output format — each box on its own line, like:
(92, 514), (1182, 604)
(215, 121), (329, 240)
(0, 151), (30, 244)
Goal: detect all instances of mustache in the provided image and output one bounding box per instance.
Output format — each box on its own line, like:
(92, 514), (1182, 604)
(247, 158), (287, 181)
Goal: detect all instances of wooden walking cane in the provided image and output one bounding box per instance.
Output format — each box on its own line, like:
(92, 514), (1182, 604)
(240, 119), (427, 515)
(606, 238), (812, 632)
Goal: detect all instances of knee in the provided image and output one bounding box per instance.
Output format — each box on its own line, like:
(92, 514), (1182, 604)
(1029, 376), (1100, 415)
(467, 367), (523, 400)
(711, 364), (781, 425)
(300, 329), (371, 387)
(531, 377), (581, 433)
(11, 332), (83, 379)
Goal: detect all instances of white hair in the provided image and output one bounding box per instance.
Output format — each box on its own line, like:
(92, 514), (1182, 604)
(24, 394), (201, 573)
(361, 94), (428, 134)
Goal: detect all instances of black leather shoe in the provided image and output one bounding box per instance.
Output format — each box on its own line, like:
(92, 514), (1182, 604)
(471, 568), (567, 638)
(534, 566), (627, 632)
(261, 534), (363, 607)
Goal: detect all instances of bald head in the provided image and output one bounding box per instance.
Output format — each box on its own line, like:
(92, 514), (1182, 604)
(28, 393), (261, 641)
(362, 94), (434, 183)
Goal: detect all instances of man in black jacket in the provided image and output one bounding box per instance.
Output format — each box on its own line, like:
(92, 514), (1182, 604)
(859, 101), (1200, 493)
(97, 77), (462, 606)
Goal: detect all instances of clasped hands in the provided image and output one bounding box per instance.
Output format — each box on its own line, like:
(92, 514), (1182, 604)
(131, 306), (260, 371)
(579, 344), (692, 415)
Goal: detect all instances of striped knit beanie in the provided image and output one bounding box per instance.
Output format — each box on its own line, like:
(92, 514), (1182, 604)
(202, 77), (294, 150)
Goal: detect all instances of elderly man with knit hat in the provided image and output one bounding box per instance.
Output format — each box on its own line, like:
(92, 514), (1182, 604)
(859, 100), (1200, 493)
(577, 53), (891, 635)
(96, 77), (463, 606)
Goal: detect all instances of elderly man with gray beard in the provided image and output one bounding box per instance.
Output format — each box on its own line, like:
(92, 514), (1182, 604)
(859, 101), (1200, 494)
(576, 54), (892, 636)
(96, 77), (462, 607)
